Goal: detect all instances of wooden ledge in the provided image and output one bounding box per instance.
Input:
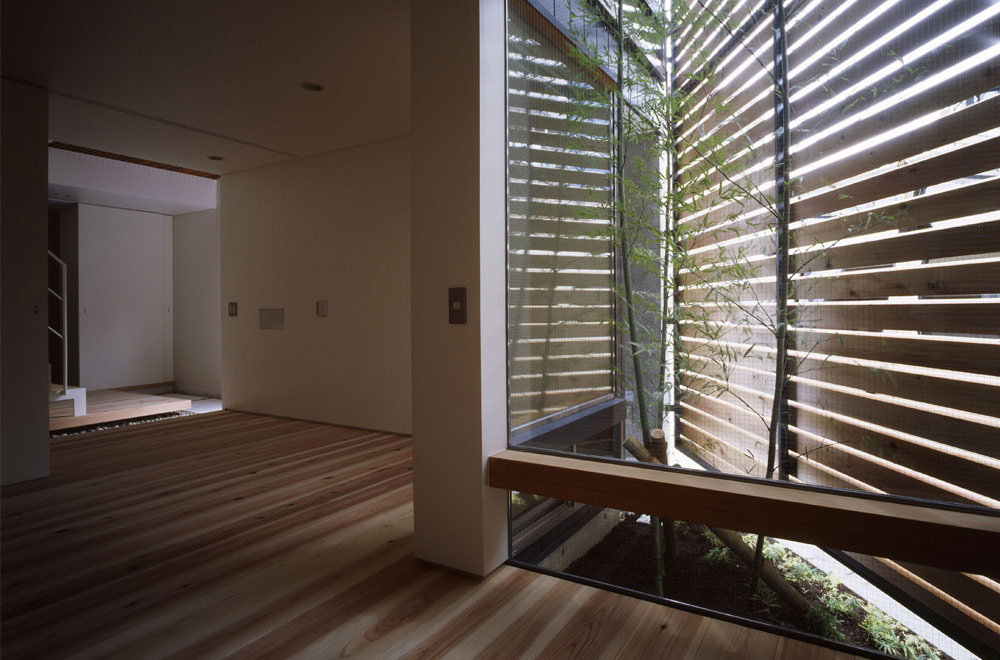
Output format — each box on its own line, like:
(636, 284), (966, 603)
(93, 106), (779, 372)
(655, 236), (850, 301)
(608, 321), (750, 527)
(488, 450), (1000, 576)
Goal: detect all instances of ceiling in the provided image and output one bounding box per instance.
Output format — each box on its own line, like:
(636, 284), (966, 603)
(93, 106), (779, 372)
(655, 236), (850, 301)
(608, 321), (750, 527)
(2, 0), (410, 176)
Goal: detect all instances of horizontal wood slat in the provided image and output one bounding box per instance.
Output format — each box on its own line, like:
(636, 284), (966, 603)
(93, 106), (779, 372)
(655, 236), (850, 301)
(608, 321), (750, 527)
(511, 354), (612, 375)
(678, 417), (764, 477)
(659, 0), (1000, 645)
(680, 372), (773, 420)
(511, 340), (612, 363)
(794, 301), (1000, 336)
(509, 9), (616, 429)
(510, 125), (612, 156)
(790, 387), (1000, 462)
(511, 288), (613, 307)
(512, 305), (613, 324)
(512, 252), (613, 272)
(786, 0), (970, 87)
(790, 331), (1000, 378)
(510, 180), (610, 204)
(510, 164), (611, 188)
(684, 336), (1000, 421)
(822, 264), (990, 314)
(509, 233), (611, 253)
(786, 0), (935, 93)
(791, 411), (1000, 506)
(794, 177), (1000, 246)
(507, 74), (602, 105)
(683, 324), (1000, 378)
(512, 371), (614, 392)
(510, 217), (612, 238)
(680, 81), (774, 163)
(692, 176), (1000, 256)
(509, 144), (611, 171)
(508, 91), (608, 122)
(687, 300), (1000, 335)
(680, 15), (773, 114)
(509, 109), (611, 138)
(791, 137), (1000, 223)
(789, 0), (998, 133)
(683, 258), (1000, 301)
(510, 270), (614, 289)
(510, 389), (615, 421)
(792, 93), (1000, 197)
(800, 221), (1000, 273)
(510, 322), (613, 341)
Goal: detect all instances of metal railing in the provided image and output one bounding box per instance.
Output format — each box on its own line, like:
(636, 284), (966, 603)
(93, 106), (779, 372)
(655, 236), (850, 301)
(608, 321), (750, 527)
(47, 250), (68, 395)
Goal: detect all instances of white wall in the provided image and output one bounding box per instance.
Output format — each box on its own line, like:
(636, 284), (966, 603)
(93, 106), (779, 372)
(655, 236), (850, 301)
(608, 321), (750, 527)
(78, 204), (173, 389)
(49, 147), (217, 216)
(220, 136), (411, 435)
(173, 209), (221, 397)
(410, 0), (508, 576)
(1, 79), (51, 485)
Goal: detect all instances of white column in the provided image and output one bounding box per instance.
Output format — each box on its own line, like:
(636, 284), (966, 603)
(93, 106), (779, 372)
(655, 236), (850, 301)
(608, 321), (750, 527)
(410, 0), (509, 575)
(1, 79), (51, 485)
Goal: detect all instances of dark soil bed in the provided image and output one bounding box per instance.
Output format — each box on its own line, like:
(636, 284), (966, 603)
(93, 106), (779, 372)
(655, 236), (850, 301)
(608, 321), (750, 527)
(50, 410), (195, 437)
(565, 517), (947, 659)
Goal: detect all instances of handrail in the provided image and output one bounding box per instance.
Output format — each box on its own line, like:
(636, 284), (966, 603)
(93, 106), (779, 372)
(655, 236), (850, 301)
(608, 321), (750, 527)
(47, 250), (68, 395)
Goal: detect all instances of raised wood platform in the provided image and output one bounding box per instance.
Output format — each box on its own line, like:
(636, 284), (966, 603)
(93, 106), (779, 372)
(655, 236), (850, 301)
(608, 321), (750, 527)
(49, 389), (191, 431)
(1, 412), (861, 659)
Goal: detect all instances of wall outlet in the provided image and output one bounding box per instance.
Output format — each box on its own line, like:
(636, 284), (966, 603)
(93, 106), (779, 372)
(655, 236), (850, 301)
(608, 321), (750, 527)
(228, 302), (238, 317)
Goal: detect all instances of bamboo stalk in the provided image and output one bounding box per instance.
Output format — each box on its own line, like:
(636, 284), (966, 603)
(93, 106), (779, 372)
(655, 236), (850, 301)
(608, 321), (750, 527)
(614, 0), (663, 598)
(752, 0), (795, 599)
(621, 436), (810, 615)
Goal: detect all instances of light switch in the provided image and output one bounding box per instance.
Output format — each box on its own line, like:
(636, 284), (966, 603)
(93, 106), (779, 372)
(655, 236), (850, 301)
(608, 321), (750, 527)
(448, 287), (466, 324)
(228, 302), (238, 317)
(317, 300), (329, 317)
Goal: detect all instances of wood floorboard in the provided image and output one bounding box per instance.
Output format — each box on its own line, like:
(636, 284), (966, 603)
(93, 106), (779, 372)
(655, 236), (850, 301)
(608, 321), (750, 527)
(612, 600), (710, 659)
(1, 412), (862, 659)
(49, 389), (193, 431)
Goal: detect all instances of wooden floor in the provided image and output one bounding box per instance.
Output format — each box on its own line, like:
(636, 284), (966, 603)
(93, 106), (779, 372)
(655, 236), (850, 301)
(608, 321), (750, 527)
(49, 388), (192, 431)
(1, 411), (861, 660)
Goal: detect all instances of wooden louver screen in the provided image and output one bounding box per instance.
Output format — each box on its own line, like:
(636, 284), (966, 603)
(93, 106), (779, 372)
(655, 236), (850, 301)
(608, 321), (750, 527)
(508, 3), (616, 430)
(674, 0), (1000, 651)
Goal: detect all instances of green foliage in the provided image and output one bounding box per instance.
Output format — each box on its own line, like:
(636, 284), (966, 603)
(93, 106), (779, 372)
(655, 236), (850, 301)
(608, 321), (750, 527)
(556, 0), (902, 485)
(804, 603), (846, 641)
(705, 527), (728, 548)
(860, 606), (941, 660)
(745, 537), (942, 657)
(544, 6), (935, 653)
(703, 546), (733, 565)
(510, 492), (543, 517)
(751, 583), (780, 618)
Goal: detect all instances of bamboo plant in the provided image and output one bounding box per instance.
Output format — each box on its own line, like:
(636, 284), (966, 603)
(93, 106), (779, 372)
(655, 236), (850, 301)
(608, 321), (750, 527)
(557, 0), (900, 614)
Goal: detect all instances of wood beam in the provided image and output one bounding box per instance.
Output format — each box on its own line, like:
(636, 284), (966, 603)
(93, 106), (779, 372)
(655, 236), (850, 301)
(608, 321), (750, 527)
(488, 449), (1000, 576)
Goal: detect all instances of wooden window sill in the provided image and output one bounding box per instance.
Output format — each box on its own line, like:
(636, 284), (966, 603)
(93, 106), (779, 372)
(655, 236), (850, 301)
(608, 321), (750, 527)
(488, 449), (1000, 575)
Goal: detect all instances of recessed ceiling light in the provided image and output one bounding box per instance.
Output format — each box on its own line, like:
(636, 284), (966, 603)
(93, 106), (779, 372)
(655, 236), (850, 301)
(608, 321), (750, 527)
(208, 155), (225, 161)
(300, 81), (324, 92)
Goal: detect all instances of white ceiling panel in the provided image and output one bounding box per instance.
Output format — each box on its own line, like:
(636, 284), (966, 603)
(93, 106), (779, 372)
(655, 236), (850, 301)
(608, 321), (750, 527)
(49, 147), (218, 215)
(48, 95), (291, 176)
(3, 0), (410, 172)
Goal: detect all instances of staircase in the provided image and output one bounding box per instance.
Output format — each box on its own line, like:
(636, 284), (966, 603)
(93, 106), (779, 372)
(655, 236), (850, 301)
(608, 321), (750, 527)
(48, 250), (86, 416)
(50, 383), (86, 416)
